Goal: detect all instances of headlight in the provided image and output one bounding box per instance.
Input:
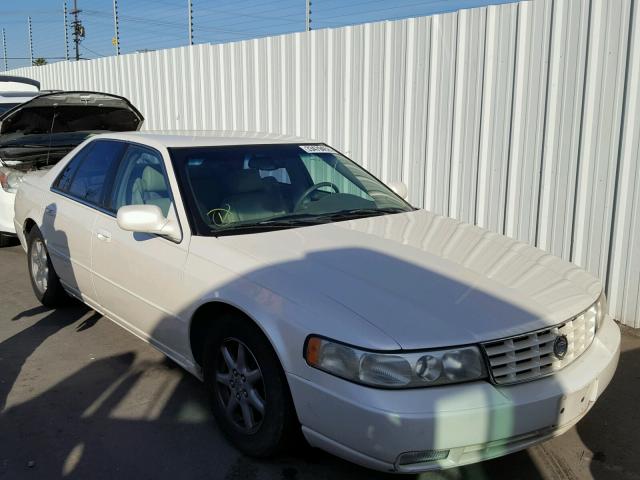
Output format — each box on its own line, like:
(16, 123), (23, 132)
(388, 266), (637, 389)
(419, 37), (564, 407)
(305, 336), (487, 388)
(0, 167), (25, 193)
(594, 291), (607, 330)
(579, 291), (606, 335)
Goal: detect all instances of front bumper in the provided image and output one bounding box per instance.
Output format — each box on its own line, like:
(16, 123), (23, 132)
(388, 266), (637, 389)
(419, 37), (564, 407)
(288, 316), (620, 473)
(0, 187), (16, 235)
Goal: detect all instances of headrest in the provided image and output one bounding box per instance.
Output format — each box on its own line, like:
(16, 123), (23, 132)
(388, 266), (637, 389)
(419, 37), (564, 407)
(247, 155), (284, 171)
(141, 166), (167, 192)
(228, 169), (263, 193)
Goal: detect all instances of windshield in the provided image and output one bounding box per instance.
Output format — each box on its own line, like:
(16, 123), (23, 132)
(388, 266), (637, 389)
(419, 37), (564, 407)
(170, 143), (413, 235)
(0, 103), (20, 115)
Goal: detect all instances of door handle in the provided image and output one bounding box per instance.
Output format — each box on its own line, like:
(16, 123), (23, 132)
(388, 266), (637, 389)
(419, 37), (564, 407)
(96, 229), (112, 242)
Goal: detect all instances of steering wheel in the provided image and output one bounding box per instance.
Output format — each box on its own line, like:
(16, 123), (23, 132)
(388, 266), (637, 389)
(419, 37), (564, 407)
(294, 182), (340, 211)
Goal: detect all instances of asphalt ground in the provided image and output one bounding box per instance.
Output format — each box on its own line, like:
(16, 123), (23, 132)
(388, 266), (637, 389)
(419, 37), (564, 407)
(1, 242), (639, 480)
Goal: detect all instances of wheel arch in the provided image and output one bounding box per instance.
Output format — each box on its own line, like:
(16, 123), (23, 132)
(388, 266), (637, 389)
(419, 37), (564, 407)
(188, 300), (285, 372)
(23, 217), (37, 236)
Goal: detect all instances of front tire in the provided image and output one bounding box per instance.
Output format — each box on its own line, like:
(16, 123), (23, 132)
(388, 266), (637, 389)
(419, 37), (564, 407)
(203, 316), (298, 457)
(27, 227), (68, 307)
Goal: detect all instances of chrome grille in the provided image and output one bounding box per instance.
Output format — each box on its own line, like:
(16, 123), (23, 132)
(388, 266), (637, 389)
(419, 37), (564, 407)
(482, 307), (597, 385)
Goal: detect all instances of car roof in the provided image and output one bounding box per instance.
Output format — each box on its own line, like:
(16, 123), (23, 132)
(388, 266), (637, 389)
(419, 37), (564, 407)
(94, 130), (319, 148)
(0, 75), (40, 92)
(0, 92), (41, 103)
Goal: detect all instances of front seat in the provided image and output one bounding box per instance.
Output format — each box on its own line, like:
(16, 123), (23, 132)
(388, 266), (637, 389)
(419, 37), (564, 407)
(219, 169), (286, 224)
(131, 166), (171, 216)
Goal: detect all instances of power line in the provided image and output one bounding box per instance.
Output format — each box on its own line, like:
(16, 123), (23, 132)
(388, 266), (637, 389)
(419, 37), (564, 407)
(2, 57), (68, 60)
(191, 4), (302, 24)
(84, 10), (282, 37)
(81, 44), (106, 58)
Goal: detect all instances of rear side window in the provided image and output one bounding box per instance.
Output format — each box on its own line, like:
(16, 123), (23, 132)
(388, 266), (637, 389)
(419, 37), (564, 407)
(63, 140), (126, 207)
(53, 143), (94, 192)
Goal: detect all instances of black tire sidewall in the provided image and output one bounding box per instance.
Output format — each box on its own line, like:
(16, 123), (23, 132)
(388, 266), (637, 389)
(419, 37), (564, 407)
(27, 227), (67, 307)
(203, 317), (297, 457)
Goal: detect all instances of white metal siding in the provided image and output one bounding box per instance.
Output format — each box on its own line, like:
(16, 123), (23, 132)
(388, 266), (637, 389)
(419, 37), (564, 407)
(9, 0), (640, 328)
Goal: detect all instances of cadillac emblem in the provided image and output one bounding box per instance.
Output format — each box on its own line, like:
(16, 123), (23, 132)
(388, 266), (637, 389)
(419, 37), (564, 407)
(553, 335), (569, 359)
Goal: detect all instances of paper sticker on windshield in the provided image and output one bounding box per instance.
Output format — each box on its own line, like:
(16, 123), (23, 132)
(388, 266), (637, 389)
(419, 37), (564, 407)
(299, 145), (336, 154)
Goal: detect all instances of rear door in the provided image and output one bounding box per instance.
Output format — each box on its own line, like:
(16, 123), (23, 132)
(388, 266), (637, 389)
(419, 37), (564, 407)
(46, 139), (126, 301)
(91, 143), (190, 354)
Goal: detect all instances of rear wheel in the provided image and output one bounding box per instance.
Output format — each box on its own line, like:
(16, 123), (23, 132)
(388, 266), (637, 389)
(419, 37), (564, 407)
(27, 227), (68, 307)
(203, 316), (298, 457)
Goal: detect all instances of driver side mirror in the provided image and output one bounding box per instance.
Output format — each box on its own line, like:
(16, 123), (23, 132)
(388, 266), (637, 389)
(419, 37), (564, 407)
(116, 205), (181, 242)
(387, 181), (408, 200)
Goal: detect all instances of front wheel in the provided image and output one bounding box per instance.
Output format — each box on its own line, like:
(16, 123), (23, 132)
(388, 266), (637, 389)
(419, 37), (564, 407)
(203, 316), (298, 457)
(27, 227), (69, 307)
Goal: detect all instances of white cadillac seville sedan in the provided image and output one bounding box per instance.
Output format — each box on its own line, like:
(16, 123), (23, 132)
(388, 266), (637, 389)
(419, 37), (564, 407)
(14, 131), (620, 473)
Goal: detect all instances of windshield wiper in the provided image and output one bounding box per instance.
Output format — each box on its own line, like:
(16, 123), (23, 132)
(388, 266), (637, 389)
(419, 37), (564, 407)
(212, 216), (325, 236)
(211, 208), (409, 236)
(318, 207), (409, 221)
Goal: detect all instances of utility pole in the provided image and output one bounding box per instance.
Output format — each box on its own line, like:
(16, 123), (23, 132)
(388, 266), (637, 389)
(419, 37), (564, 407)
(28, 17), (34, 65)
(187, 0), (193, 45)
(305, 0), (312, 32)
(2, 29), (7, 71)
(70, 0), (84, 61)
(113, 0), (120, 55)
(63, 1), (69, 61)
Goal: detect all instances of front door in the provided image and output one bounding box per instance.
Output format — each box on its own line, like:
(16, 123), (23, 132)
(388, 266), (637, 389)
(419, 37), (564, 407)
(90, 143), (190, 358)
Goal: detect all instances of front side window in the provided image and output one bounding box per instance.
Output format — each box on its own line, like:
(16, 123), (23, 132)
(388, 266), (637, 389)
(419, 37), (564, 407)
(170, 143), (412, 235)
(109, 144), (172, 217)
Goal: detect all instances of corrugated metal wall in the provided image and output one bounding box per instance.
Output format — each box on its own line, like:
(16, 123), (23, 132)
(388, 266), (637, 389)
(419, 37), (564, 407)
(9, 0), (640, 329)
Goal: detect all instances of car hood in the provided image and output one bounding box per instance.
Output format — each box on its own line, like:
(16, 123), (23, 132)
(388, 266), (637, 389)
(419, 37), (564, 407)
(217, 210), (602, 349)
(0, 91), (143, 137)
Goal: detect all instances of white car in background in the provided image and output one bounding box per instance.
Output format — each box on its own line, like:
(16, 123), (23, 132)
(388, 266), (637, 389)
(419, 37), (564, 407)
(0, 75), (41, 246)
(0, 91), (143, 246)
(13, 131), (620, 473)
(0, 75), (41, 115)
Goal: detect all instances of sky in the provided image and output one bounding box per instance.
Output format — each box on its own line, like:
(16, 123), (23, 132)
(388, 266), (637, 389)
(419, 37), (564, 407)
(1, 0), (517, 70)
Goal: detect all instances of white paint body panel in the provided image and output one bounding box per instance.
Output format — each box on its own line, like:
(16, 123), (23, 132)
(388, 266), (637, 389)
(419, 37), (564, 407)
(13, 132), (621, 472)
(0, 188), (15, 234)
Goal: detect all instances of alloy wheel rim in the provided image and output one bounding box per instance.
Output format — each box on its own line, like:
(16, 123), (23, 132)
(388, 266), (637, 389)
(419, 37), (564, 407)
(215, 338), (266, 434)
(30, 239), (49, 295)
